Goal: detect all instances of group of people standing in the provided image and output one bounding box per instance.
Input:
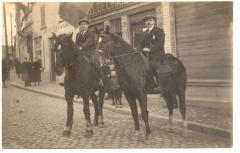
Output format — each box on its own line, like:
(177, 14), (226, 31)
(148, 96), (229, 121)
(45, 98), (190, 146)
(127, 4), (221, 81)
(19, 58), (42, 87)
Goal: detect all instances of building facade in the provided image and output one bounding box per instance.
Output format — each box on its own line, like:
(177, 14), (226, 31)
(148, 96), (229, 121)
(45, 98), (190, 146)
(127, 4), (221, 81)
(15, 2), (232, 107)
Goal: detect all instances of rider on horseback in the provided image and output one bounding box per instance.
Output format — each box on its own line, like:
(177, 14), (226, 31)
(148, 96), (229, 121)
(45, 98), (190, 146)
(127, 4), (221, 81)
(141, 16), (170, 96)
(76, 17), (104, 86)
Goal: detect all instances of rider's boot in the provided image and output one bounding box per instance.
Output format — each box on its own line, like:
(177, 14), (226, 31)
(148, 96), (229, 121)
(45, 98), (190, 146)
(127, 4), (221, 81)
(153, 74), (164, 96)
(96, 67), (105, 87)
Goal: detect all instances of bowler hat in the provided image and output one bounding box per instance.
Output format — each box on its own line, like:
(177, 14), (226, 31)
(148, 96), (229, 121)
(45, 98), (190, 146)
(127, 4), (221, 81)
(143, 16), (156, 22)
(79, 17), (90, 25)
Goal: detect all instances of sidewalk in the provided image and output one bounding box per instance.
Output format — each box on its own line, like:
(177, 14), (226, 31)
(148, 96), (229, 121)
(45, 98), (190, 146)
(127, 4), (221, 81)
(7, 71), (232, 137)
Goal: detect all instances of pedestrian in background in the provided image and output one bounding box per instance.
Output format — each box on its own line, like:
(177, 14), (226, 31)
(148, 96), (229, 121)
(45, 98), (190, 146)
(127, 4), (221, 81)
(102, 59), (112, 100)
(15, 58), (22, 78)
(22, 58), (29, 86)
(33, 57), (42, 85)
(28, 59), (34, 86)
(2, 58), (8, 88)
(108, 63), (123, 107)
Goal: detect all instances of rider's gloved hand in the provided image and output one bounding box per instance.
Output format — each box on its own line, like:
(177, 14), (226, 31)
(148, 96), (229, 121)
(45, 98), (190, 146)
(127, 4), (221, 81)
(78, 46), (82, 50)
(142, 48), (150, 53)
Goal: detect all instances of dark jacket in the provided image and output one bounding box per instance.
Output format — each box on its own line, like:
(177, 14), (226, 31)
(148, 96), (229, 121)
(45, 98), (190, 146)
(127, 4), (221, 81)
(33, 60), (42, 81)
(141, 26), (165, 60)
(2, 59), (8, 81)
(75, 29), (96, 57)
(22, 61), (29, 81)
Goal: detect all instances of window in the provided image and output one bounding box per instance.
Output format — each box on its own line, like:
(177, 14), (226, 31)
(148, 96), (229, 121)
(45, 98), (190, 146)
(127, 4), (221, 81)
(40, 6), (46, 26)
(111, 18), (122, 37)
(34, 37), (42, 58)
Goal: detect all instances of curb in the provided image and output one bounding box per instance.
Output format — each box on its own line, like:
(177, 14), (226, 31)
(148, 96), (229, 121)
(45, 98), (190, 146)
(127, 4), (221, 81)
(9, 82), (232, 138)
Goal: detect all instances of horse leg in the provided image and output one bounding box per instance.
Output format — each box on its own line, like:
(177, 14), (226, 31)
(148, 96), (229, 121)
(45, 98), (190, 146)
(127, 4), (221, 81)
(124, 92), (140, 133)
(178, 88), (188, 136)
(90, 93), (99, 126)
(112, 91), (116, 106)
(114, 90), (119, 108)
(98, 89), (105, 128)
(63, 93), (74, 136)
(119, 90), (122, 105)
(163, 93), (174, 130)
(83, 96), (93, 134)
(137, 91), (151, 139)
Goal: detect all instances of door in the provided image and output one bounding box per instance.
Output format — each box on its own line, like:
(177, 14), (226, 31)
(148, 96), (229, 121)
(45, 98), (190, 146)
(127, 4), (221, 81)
(130, 22), (145, 49)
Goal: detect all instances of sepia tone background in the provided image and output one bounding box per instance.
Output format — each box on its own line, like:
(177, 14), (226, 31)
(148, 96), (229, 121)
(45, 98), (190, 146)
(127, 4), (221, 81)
(2, 1), (234, 149)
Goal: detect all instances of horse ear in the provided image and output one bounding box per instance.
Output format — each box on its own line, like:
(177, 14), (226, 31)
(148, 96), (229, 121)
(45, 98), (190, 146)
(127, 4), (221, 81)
(95, 26), (100, 35)
(105, 25), (110, 34)
(52, 32), (57, 39)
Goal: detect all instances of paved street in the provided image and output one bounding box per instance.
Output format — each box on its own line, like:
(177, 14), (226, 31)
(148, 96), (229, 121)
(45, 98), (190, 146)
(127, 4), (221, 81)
(2, 86), (231, 148)
(8, 72), (233, 131)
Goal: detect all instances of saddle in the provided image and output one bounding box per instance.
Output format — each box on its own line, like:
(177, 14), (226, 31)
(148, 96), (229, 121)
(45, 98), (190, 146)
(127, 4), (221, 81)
(142, 53), (178, 74)
(157, 53), (178, 74)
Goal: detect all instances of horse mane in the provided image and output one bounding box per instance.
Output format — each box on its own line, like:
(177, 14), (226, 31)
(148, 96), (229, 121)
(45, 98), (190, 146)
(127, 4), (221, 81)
(109, 33), (147, 66)
(58, 34), (78, 52)
(109, 33), (147, 88)
(110, 33), (135, 53)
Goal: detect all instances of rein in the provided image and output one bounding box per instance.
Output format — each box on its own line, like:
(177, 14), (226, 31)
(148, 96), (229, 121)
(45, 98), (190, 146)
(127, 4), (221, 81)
(65, 55), (89, 68)
(104, 50), (140, 59)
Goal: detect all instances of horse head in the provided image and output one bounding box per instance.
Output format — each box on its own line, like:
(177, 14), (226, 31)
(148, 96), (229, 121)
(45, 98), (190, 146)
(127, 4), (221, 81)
(95, 25), (135, 63)
(52, 32), (75, 75)
(95, 25), (115, 60)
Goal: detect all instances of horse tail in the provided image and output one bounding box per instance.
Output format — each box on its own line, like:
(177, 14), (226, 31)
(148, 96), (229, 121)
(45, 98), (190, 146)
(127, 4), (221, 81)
(165, 53), (187, 91)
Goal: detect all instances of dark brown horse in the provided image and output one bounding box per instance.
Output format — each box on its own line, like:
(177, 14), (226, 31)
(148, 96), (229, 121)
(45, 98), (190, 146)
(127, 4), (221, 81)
(52, 32), (106, 136)
(96, 26), (187, 137)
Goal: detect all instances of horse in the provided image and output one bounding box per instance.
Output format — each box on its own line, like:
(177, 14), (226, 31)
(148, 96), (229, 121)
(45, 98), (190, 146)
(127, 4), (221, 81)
(96, 26), (187, 137)
(52, 32), (106, 136)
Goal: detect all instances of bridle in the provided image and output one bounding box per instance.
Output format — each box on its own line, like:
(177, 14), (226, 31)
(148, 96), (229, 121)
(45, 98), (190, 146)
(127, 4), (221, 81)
(96, 34), (140, 60)
(53, 41), (78, 68)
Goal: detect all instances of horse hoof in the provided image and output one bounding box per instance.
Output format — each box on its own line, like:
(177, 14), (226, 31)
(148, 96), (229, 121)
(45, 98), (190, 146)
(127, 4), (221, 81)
(145, 132), (151, 140)
(98, 122), (104, 128)
(85, 130), (93, 138)
(62, 130), (71, 136)
(134, 130), (140, 136)
(86, 130), (93, 135)
(93, 120), (98, 126)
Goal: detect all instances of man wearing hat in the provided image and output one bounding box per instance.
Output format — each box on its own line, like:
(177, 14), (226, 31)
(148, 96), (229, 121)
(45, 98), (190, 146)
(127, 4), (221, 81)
(76, 18), (95, 57)
(141, 15), (166, 95)
(75, 17), (104, 86)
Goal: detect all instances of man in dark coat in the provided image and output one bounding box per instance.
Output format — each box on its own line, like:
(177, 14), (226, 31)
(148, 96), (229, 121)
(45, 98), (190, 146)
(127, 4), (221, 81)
(34, 58), (42, 85)
(141, 16), (166, 95)
(76, 18), (104, 86)
(28, 59), (34, 86)
(2, 58), (8, 88)
(22, 58), (29, 86)
(15, 58), (22, 78)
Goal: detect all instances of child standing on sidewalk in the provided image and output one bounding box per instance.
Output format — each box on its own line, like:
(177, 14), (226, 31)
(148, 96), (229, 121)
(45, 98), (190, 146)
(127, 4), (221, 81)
(108, 63), (122, 108)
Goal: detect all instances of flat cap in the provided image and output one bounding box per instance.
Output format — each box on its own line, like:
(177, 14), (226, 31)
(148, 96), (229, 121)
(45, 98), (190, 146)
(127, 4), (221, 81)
(143, 16), (156, 22)
(79, 17), (90, 25)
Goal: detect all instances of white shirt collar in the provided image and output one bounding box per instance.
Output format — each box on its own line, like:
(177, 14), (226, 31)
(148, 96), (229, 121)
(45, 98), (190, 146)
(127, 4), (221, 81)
(148, 25), (155, 32)
(81, 29), (87, 35)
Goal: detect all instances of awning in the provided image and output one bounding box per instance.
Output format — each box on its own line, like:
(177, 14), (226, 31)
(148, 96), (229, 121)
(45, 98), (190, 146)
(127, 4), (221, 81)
(59, 2), (93, 28)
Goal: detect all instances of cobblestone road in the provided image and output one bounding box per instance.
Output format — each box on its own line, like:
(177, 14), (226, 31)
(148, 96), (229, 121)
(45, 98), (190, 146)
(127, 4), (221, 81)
(2, 86), (231, 148)
(8, 74), (233, 131)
